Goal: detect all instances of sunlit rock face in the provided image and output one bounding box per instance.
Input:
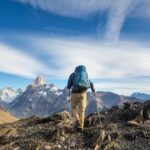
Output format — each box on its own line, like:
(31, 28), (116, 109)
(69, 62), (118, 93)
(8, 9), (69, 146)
(31, 76), (45, 87)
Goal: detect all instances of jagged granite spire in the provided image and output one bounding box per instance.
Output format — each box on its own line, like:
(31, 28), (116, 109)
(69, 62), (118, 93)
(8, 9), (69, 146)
(31, 75), (45, 87)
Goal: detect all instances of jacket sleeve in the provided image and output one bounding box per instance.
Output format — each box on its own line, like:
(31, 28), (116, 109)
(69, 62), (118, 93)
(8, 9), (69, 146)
(67, 73), (75, 90)
(90, 80), (96, 93)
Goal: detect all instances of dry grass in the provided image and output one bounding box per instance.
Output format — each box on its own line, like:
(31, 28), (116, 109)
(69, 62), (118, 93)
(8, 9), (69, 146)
(0, 109), (18, 124)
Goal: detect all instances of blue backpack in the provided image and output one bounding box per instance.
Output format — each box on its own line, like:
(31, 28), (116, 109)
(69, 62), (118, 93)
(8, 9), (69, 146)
(73, 65), (90, 91)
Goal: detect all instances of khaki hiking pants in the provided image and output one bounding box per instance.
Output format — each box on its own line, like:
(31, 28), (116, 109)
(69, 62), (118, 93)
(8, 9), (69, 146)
(71, 92), (87, 128)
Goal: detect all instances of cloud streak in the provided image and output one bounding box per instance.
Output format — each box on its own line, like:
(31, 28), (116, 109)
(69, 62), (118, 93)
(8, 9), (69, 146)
(22, 35), (150, 94)
(0, 43), (49, 78)
(14, 0), (150, 41)
(95, 80), (150, 95)
(105, 0), (132, 41)
(27, 36), (150, 79)
(1, 34), (150, 94)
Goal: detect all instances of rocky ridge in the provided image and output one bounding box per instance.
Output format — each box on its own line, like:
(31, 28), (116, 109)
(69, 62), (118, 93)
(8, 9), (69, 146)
(8, 84), (137, 118)
(7, 75), (137, 118)
(131, 92), (150, 101)
(31, 75), (45, 88)
(0, 100), (150, 150)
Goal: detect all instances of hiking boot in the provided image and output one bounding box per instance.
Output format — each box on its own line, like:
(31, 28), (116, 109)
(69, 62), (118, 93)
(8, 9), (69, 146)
(77, 127), (84, 132)
(74, 120), (80, 129)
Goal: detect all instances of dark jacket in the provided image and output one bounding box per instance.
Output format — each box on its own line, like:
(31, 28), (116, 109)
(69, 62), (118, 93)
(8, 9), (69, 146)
(67, 72), (95, 93)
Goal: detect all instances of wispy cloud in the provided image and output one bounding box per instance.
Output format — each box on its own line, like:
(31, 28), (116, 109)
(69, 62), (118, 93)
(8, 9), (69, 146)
(26, 36), (150, 79)
(95, 79), (150, 95)
(0, 43), (49, 78)
(21, 35), (150, 94)
(14, 0), (102, 18)
(105, 0), (132, 41)
(1, 34), (150, 94)
(14, 0), (150, 41)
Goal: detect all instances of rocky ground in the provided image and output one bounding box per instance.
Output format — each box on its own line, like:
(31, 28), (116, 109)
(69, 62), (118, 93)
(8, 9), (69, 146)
(0, 100), (150, 150)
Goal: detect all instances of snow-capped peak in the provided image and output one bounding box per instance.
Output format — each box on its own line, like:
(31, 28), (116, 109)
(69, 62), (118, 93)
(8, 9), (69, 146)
(0, 87), (22, 103)
(34, 83), (60, 96)
(31, 76), (45, 87)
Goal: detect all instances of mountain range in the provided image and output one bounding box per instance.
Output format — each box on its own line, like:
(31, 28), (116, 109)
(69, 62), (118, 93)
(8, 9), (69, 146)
(1, 76), (149, 118)
(0, 76), (138, 118)
(130, 92), (150, 101)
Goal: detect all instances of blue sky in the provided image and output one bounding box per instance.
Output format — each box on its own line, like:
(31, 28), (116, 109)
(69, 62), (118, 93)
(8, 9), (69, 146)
(0, 0), (150, 95)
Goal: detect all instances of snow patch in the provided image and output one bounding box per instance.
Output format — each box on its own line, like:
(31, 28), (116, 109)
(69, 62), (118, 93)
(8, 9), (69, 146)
(38, 91), (47, 96)
(55, 91), (63, 96)
(50, 86), (58, 92)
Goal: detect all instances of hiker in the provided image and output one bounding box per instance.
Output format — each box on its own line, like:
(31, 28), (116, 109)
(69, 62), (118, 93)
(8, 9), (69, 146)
(67, 65), (95, 131)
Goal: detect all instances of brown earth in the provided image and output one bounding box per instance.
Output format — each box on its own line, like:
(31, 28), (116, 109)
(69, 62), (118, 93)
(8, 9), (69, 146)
(0, 107), (18, 124)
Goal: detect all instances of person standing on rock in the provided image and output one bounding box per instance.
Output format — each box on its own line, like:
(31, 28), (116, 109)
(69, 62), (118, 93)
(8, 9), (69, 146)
(67, 65), (95, 131)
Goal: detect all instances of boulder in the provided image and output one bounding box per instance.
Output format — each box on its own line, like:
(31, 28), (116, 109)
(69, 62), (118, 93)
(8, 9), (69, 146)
(127, 120), (140, 127)
(107, 123), (117, 131)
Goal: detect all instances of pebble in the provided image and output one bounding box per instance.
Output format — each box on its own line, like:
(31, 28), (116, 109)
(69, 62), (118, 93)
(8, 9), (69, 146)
(70, 141), (76, 147)
(44, 145), (51, 149)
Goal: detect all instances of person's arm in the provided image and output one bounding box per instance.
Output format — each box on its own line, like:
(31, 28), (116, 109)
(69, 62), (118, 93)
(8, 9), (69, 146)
(67, 73), (75, 90)
(67, 73), (75, 101)
(90, 80), (96, 93)
(90, 80), (96, 100)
